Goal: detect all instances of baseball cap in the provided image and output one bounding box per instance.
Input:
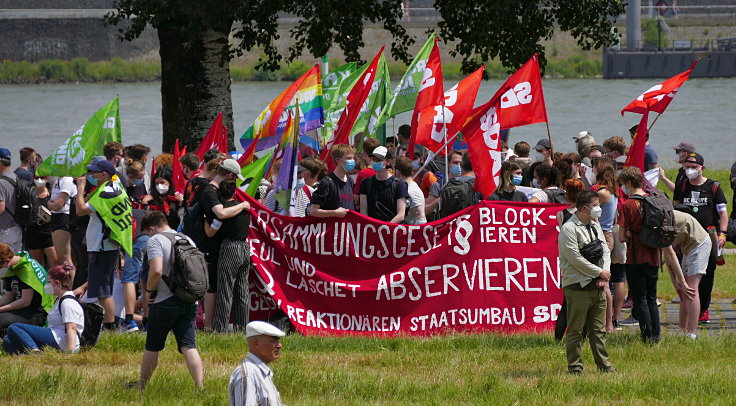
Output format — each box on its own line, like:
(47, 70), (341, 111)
(534, 139), (550, 151)
(0, 148), (11, 160)
(372, 146), (388, 160)
(673, 142), (696, 153)
(684, 152), (704, 166)
(220, 158), (245, 181)
(245, 321), (286, 338)
(86, 159), (117, 175)
(573, 131), (591, 140)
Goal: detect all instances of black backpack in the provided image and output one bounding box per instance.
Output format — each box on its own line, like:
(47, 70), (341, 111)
(181, 201), (206, 247)
(162, 232), (209, 303)
(439, 178), (480, 218)
(58, 295), (105, 348)
(543, 188), (568, 204)
(630, 191), (677, 248)
(0, 175), (39, 227)
(365, 176), (402, 222)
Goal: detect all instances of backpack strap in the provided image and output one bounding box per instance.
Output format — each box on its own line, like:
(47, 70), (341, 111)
(161, 232), (180, 276)
(323, 176), (339, 208)
(58, 294), (79, 316)
(302, 185), (312, 200)
(0, 175), (17, 216)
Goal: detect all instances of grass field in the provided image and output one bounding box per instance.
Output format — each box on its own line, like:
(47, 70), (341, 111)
(3, 254), (735, 405)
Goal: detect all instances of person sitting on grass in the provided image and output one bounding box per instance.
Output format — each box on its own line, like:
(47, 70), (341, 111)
(3, 263), (84, 354)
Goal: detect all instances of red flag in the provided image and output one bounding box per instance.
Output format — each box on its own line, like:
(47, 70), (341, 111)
(408, 38), (444, 158)
(456, 87), (510, 197)
(415, 66), (484, 155)
(321, 47), (384, 171)
(621, 60), (698, 116)
(172, 139), (186, 195)
(624, 111), (649, 172)
(195, 112), (228, 165)
(489, 54), (548, 130)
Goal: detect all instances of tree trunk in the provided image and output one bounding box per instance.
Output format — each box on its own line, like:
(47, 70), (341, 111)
(158, 18), (234, 153)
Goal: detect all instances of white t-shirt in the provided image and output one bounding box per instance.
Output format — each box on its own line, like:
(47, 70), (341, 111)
(50, 177), (78, 214)
(404, 181), (427, 225)
(531, 186), (560, 203)
(147, 229), (195, 304)
(48, 292), (85, 353)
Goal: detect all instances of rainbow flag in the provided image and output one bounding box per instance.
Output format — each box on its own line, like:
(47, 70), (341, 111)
(240, 64), (323, 154)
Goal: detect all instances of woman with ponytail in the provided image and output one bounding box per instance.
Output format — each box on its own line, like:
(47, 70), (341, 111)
(2, 262), (85, 354)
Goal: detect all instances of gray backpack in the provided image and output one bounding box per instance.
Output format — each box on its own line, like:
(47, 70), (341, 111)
(162, 233), (209, 303)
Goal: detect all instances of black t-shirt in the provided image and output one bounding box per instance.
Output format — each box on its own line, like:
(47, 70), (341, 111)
(184, 177), (210, 209)
(358, 176), (409, 221)
(218, 200), (250, 240)
(310, 172), (355, 211)
(673, 178), (727, 229)
(487, 189), (528, 202)
(3, 276), (42, 311)
(199, 183), (221, 224)
(26, 195), (52, 236)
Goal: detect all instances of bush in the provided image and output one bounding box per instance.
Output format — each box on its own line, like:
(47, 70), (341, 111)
(37, 59), (65, 80)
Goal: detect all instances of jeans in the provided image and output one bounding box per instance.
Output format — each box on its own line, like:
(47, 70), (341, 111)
(626, 263), (661, 342)
(2, 323), (60, 355)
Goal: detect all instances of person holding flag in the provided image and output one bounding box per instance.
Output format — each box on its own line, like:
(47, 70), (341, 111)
(0, 243), (54, 335)
(74, 159), (131, 332)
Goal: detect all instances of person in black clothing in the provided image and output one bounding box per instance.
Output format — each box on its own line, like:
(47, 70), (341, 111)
(309, 144), (356, 218)
(204, 180), (250, 332)
(146, 166), (182, 230)
(199, 159), (250, 331)
(124, 159), (148, 208)
(660, 141), (696, 192)
(359, 146), (408, 223)
(487, 161), (528, 202)
(25, 175), (56, 268)
(673, 153), (728, 323)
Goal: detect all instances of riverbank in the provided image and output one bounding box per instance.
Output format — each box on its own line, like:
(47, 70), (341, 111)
(0, 53), (602, 84)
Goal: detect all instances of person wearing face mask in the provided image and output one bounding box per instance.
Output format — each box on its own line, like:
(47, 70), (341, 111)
(289, 158), (325, 218)
(3, 262), (83, 355)
(487, 161), (528, 202)
(359, 146), (408, 223)
(425, 150), (463, 210)
(199, 159), (250, 331)
(533, 139), (554, 166)
(411, 150), (438, 198)
(25, 175), (56, 269)
(146, 166), (181, 230)
(558, 190), (614, 374)
(0, 243), (54, 337)
(617, 167), (662, 343)
(658, 142), (696, 193)
(352, 139), (381, 206)
(672, 153), (728, 324)
(124, 159), (148, 207)
(309, 144), (356, 218)
(529, 164), (566, 204)
(103, 141), (126, 187)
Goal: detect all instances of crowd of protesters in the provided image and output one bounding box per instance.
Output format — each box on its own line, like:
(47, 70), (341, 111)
(0, 120), (733, 387)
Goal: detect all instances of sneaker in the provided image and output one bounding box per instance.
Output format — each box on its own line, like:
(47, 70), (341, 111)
(121, 320), (140, 333)
(671, 296), (681, 304)
(612, 320), (623, 331)
(619, 316), (639, 326)
(698, 309), (710, 324)
(688, 333), (697, 340)
(656, 299), (662, 307)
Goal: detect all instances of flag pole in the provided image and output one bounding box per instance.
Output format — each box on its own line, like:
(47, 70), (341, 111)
(647, 113), (662, 132)
(545, 121), (554, 156)
(412, 130), (461, 179)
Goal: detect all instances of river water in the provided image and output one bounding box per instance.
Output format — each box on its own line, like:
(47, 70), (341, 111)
(1, 78), (734, 168)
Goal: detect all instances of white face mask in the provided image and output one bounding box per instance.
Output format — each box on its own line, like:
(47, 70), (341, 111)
(44, 282), (55, 295)
(156, 184), (170, 194)
(685, 168), (700, 180)
(590, 205), (603, 219)
(34, 179), (47, 187)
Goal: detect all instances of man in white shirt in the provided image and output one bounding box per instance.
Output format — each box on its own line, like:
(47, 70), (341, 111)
(229, 321), (286, 406)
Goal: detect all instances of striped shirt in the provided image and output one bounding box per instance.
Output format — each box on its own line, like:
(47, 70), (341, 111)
(229, 353), (284, 406)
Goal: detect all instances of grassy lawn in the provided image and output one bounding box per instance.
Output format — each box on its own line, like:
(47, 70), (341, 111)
(3, 255), (735, 405)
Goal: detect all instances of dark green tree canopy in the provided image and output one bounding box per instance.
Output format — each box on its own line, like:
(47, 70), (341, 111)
(107, 0), (624, 71)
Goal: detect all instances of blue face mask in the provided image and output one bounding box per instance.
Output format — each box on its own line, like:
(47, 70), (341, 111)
(412, 160), (420, 170)
(134, 179), (144, 187)
(450, 164), (462, 176)
(296, 178), (305, 189)
(343, 159), (356, 172)
(371, 162), (385, 172)
(87, 175), (98, 186)
(512, 175), (523, 186)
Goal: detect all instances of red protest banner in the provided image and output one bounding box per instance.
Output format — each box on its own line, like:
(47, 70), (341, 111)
(242, 195), (565, 336)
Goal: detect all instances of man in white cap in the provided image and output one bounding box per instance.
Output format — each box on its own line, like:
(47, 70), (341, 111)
(229, 321), (286, 406)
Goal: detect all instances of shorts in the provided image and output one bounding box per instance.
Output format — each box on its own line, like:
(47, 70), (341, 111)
(50, 213), (70, 232)
(611, 264), (626, 283)
(24, 228), (53, 250)
(87, 250), (119, 299)
(682, 239), (711, 277)
(145, 296), (197, 352)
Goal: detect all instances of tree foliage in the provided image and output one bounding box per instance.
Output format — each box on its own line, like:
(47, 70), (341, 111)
(107, 0), (625, 72)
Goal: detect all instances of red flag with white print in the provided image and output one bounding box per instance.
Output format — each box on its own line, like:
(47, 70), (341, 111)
(408, 38), (444, 158)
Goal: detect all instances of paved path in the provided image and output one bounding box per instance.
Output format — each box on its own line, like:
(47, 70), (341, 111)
(618, 298), (736, 335)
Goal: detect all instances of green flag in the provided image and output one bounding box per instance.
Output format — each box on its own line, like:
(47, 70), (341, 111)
(322, 62), (357, 112)
(354, 54), (391, 145)
(6, 252), (54, 313)
(322, 62), (369, 141)
(87, 181), (133, 256)
(239, 152), (273, 197)
(376, 33), (436, 126)
(37, 97), (122, 177)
